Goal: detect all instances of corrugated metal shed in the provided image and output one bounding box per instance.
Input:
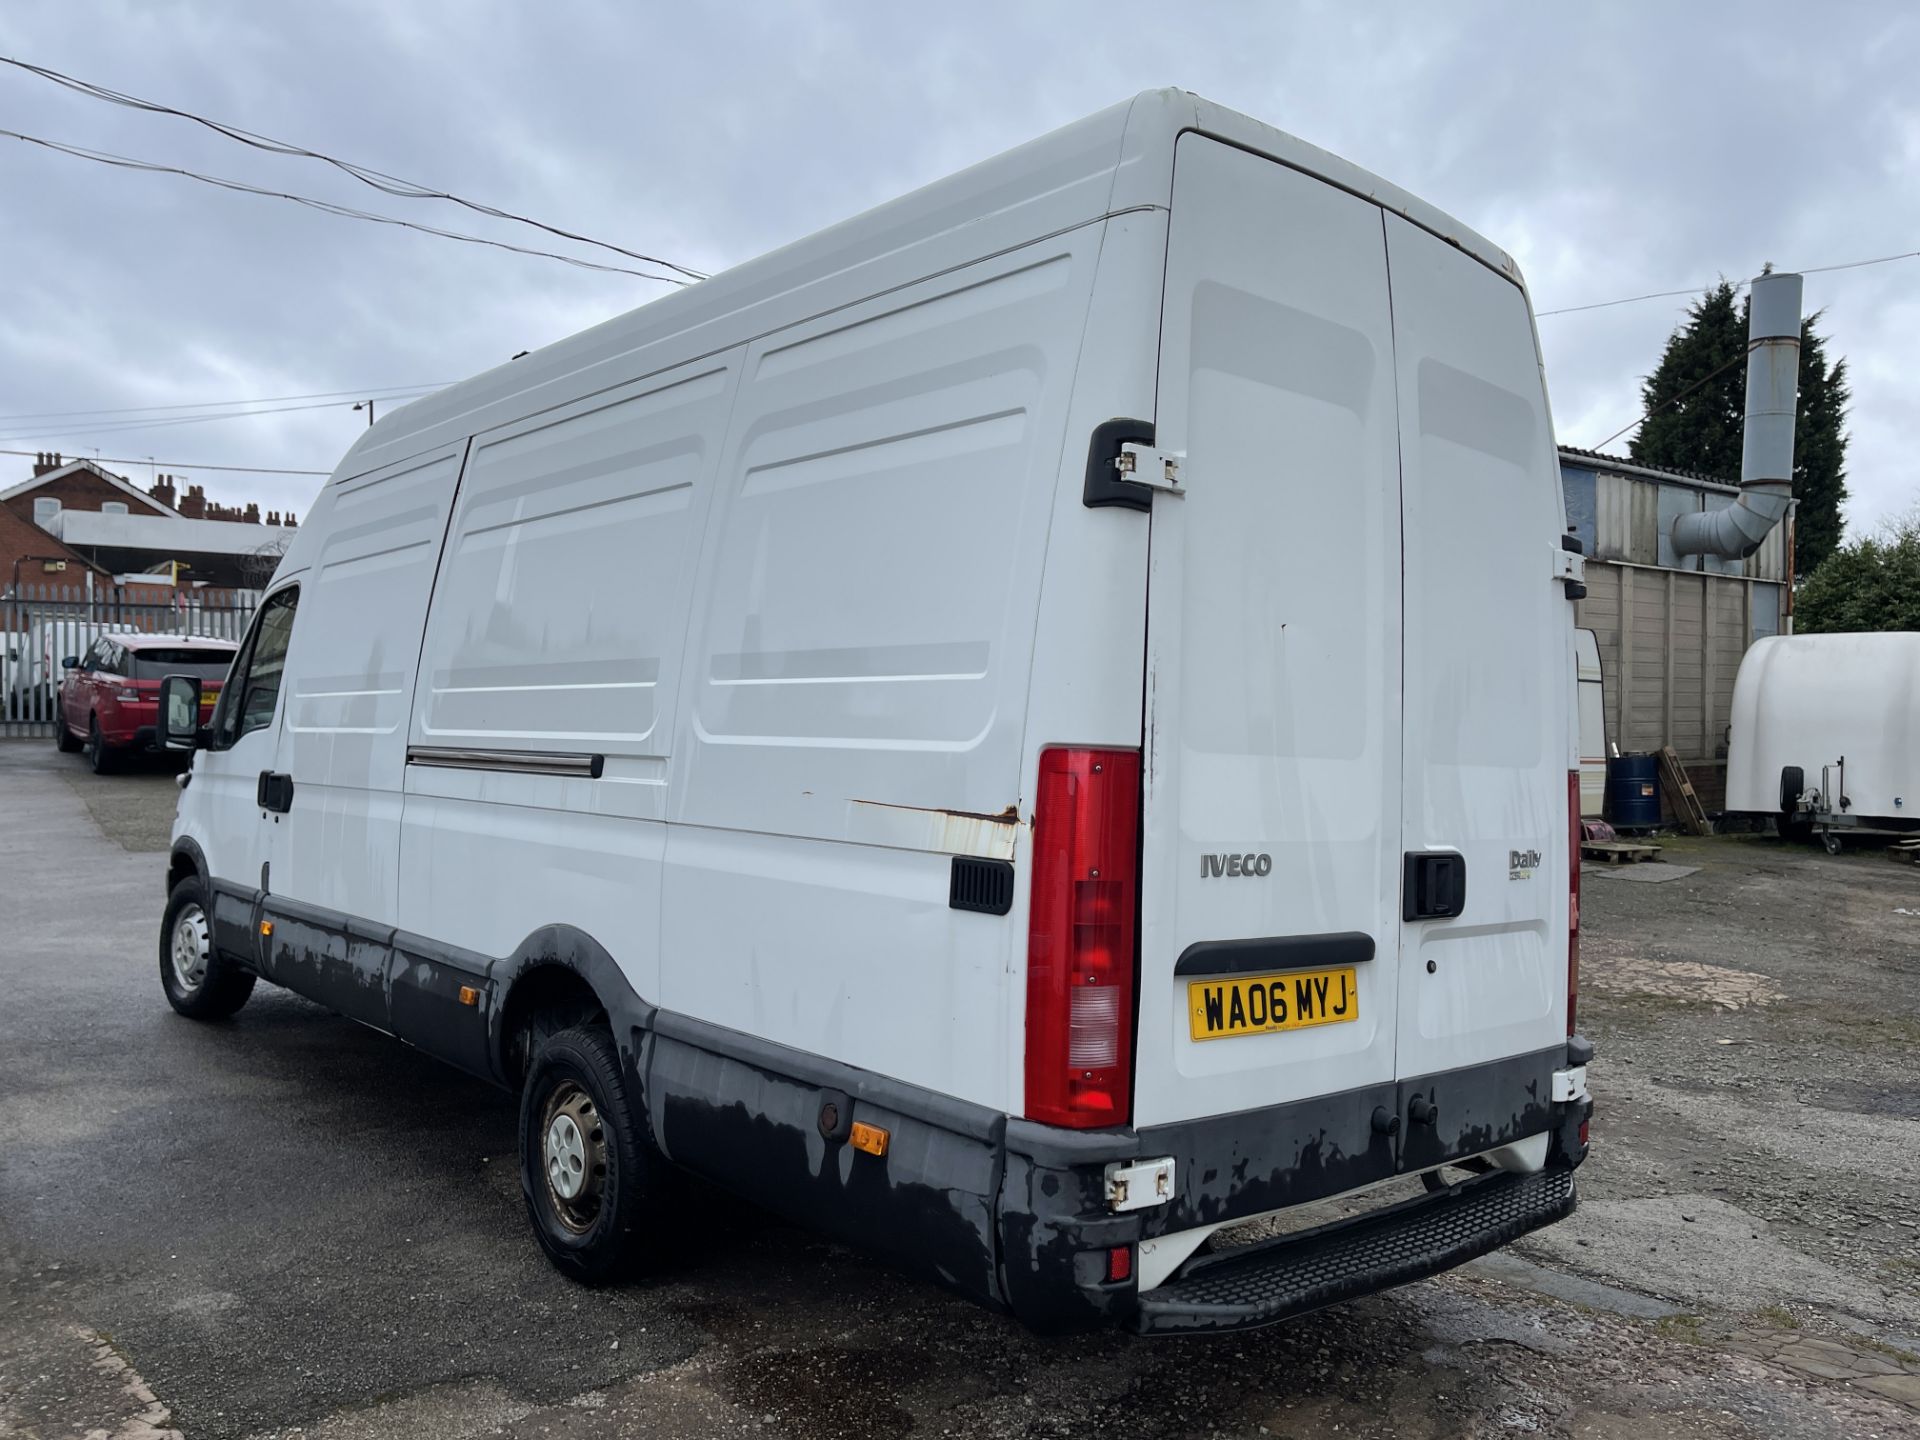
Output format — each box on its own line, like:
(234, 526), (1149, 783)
(1558, 447), (1794, 816)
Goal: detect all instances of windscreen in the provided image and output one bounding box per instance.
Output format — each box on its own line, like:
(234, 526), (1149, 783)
(129, 649), (234, 681)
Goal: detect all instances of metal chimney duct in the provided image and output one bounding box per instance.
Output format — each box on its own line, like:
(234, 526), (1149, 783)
(1670, 271), (1803, 559)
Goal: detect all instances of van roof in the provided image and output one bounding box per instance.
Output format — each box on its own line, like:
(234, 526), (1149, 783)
(335, 89), (1523, 482)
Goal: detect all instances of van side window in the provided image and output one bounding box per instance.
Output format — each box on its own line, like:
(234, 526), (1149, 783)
(210, 588), (300, 747)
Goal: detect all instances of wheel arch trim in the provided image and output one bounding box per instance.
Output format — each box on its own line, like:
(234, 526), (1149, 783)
(168, 838), (210, 894)
(487, 925), (656, 1088)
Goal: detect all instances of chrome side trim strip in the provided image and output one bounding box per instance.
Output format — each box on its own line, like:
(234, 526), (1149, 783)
(406, 746), (604, 779)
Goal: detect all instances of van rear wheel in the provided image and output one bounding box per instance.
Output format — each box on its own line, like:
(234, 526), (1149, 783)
(518, 1025), (654, 1283)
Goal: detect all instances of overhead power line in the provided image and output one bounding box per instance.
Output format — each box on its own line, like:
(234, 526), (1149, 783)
(1, 128), (690, 284)
(1537, 248), (1920, 317)
(0, 383), (448, 425)
(1590, 343), (1754, 451)
(0, 54), (708, 281)
(1539, 284), (1726, 318)
(0, 397), (413, 446)
(0, 446), (328, 476)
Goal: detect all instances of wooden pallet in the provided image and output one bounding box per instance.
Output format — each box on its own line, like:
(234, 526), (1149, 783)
(1658, 745), (1711, 835)
(1583, 841), (1664, 865)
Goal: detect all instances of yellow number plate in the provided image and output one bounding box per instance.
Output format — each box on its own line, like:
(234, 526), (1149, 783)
(1187, 967), (1359, 1041)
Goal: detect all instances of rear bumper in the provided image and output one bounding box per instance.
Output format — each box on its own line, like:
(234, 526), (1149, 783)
(998, 1043), (1592, 1333)
(638, 1010), (1591, 1337)
(93, 714), (155, 747)
(1132, 1164), (1577, 1334)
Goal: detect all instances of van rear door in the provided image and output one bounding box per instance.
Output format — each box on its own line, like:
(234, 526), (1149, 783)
(1130, 135), (1406, 1130)
(1131, 138), (1571, 1149)
(1383, 214), (1571, 1089)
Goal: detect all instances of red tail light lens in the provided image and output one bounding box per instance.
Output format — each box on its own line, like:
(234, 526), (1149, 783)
(1025, 747), (1141, 1129)
(1568, 770), (1581, 1035)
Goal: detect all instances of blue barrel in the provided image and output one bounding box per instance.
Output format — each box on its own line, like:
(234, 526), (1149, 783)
(1607, 754), (1662, 828)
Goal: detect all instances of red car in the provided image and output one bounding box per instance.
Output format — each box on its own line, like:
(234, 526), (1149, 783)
(56, 634), (236, 773)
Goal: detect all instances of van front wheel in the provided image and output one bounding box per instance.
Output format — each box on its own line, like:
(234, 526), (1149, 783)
(519, 1025), (653, 1283)
(159, 877), (256, 1019)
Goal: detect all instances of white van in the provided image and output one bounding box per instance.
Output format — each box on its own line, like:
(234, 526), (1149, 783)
(156, 90), (1591, 1335)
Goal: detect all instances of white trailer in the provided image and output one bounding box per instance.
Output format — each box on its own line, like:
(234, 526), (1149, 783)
(1726, 632), (1920, 850)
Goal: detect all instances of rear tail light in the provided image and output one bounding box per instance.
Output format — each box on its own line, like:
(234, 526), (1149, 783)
(1025, 747), (1141, 1129)
(1567, 770), (1581, 1035)
(112, 688), (141, 703)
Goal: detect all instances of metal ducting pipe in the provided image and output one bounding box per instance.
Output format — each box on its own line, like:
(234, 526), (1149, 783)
(1670, 270), (1804, 559)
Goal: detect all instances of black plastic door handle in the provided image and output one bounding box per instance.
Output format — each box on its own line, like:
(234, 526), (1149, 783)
(1402, 851), (1466, 921)
(257, 771), (294, 813)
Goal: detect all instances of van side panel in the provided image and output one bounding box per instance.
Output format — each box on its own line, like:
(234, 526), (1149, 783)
(661, 232), (1103, 1114)
(267, 445), (465, 993)
(1009, 208), (1164, 1109)
(394, 358), (745, 1014)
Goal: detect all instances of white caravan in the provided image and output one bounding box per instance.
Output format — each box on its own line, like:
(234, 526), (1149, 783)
(157, 90), (1591, 1335)
(1726, 632), (1920, 850)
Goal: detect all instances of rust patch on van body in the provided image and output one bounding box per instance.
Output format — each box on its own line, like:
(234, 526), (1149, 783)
(846, 799), (1022, 860)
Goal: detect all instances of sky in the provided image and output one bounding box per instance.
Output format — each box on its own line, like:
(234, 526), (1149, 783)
(1, 1), (1915, 536)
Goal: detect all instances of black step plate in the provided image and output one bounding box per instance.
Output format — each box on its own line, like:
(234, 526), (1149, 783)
(1134, 1166), (1577, 1335)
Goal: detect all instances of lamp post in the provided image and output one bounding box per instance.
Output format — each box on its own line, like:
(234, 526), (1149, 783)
(353, 400), (375, 428)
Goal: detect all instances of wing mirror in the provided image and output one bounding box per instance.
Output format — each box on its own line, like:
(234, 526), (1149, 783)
(159, 674), (206, 750)
(61, 655), (79, 669)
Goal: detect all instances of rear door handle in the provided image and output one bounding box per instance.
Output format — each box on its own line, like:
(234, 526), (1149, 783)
(1402, 851), (1466, 921)
(257, 771), (294, 814)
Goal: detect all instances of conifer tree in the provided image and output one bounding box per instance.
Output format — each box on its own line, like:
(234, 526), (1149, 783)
(1629, 281), (1850, 572)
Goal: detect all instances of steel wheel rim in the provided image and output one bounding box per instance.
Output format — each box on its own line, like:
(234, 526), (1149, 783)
(170, 903), (210, 991)
(541, 1081), (607, 1233)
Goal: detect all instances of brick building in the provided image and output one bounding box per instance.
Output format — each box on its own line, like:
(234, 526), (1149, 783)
(1, 452), (296, 598)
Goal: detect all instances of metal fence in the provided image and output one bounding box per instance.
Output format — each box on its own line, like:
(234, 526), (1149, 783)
(2, 585), (261, 738)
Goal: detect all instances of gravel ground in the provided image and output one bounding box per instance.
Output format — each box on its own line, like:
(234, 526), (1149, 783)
(2, 739), (1918, 1438)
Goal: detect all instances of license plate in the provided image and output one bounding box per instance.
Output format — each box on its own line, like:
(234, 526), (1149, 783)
(1187, 967), (1359, 1041)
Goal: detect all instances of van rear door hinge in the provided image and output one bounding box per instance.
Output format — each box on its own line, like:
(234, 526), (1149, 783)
(1553, 540), (1586, 601)
(1116, 443), (1185, 495)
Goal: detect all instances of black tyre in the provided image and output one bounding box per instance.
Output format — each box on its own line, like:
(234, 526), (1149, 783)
(85, 715), (116, 774)
(54, 710), (80, 752)
(519, 1025), (654, 1283)
(159, 876), (256, 1019)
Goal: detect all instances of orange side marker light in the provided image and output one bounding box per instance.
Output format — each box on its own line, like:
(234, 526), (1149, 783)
(849, 1121), (890, 1157)
(458, 986), (480, 1007)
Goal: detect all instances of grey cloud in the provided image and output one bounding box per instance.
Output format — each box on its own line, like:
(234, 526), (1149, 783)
(1, 0), (1913, 529)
